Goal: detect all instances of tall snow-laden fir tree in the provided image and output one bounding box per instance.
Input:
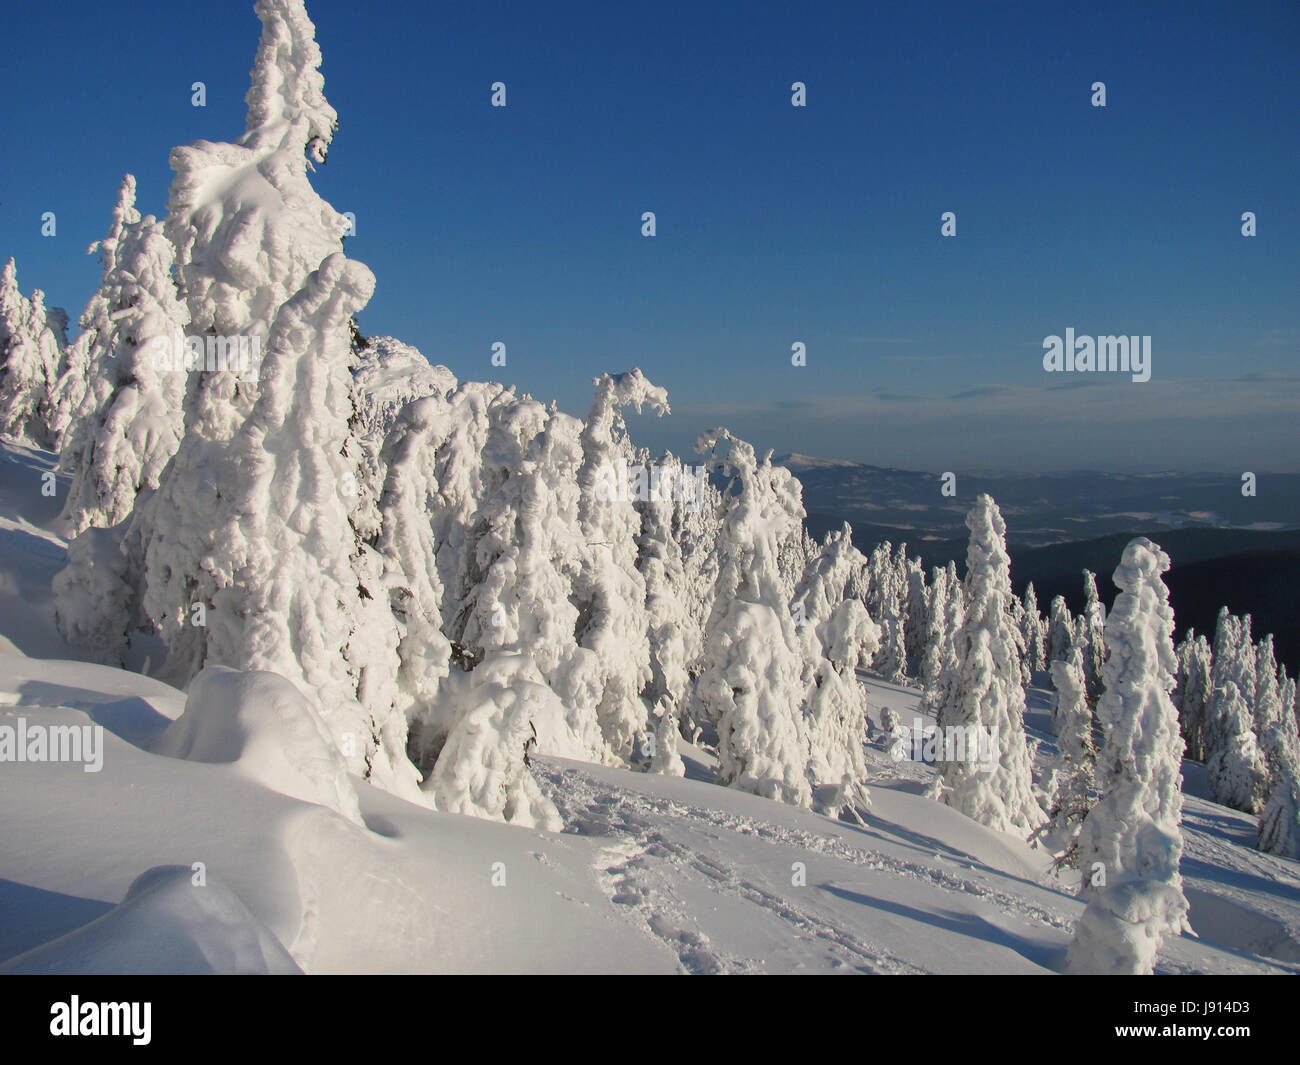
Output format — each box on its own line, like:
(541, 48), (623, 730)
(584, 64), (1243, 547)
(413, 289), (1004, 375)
(1042, 644), (1096, 869)
(58, 176), (190, 535)
(794, 523), (879, 821)
(574, 370), (668, 760)
(1020, 582), (1045, 675)
(80, 0), (430, 801)
(903, 556), (928, 676)
(375, 393), (456, 770)
(1253, 635), (1283, 739)
(1206, 681), (1269, 814)
(919, 560), (964, 720)
(1069, 538), (1190, 975)
(1046, 594), (1074, 667)
(1173, 630), (1212, 762)
(1203, 610), (1267, 811)
(1009, 592), (1031, 689)
(1258, 676), (1300, 858)
(929, 494), (1044, 839)
(1078, 569), (1106, 700)
(637, 453), (705, 776)
(449, 392), (605, 761)
(918, 563), (951, 694)
(0, 259), (68, 450)
(868, 541), (908, 685)
(696, 429), (812, 807)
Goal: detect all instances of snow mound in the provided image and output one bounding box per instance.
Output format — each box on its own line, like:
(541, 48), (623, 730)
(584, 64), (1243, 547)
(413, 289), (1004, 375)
(0, 865), (301, 975)
(154, 666), (362, 825)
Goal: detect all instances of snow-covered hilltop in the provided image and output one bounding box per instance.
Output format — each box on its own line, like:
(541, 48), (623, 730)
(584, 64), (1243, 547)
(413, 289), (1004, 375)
(0, 0), (1296, 975)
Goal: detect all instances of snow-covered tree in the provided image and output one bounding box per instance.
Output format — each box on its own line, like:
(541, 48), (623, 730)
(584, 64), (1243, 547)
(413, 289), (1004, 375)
(794, 523), (880, 821)
(425, 657), (565, 831)
(919, 560), (964, 720)
(373, 393), (457, 769)
(574, 370), (668, 760)
(1042, 645), (1096, 869)
(0, 259), (68, 449)
(58, 175), (190, 534)
(637, 453), (705, 773)
(1206, 681), (1269, 814)
(1069, 537), (1190, 975)
(928, 495), (1044, 839)
(695, 429), (811, 807)
(903, 556), (928, 675)
(1203, 610), (1267, 810)
(1009, 592), (1031, 689)
(1020, 582), (1045, 675)
(105, 1), (430, 803)
(867, 542), (908, 685)
(918, 563), (951, 693)
(1046, 594), (1074, 666)
(1078, 570), (1106, 700)
(449, 394), (605, 760)
(1253, 635), (1283, 739)
(1258, 676), (1300, 858)
(1173, 631), (1212, 763)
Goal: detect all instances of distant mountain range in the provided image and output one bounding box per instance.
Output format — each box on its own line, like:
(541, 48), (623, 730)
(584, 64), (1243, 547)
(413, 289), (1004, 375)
(779, 455), (1300, 676)
(777, 453), (1300, 549)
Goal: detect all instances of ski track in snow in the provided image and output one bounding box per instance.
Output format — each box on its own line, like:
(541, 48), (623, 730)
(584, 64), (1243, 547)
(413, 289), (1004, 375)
(538, 760), (1069, 973)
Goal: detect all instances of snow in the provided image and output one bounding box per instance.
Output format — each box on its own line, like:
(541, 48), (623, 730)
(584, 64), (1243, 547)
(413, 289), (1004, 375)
(1, 552), (1296, 973)
(154, 666), (363, 825)
(1, 866), (301, 975)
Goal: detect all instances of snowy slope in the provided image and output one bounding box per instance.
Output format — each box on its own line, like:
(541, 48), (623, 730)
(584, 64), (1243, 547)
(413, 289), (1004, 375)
(0, 441), (1297, 974)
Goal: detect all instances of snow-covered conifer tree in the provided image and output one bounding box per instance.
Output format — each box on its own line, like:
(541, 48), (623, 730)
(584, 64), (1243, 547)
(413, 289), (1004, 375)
(1173, 631), (1212, 762)
(1020, 582), (1045, 675)
(1258, 676), (1299, 858)
(695, 429), (811, 807)
(1042, 643), (1095, 868)
(1046, 594), (1074, 666)
(929, 495), (1044, 839)
(58, 176), (190, 534)
(0, 260), (68, 449)
(574, 370), (668, 760)
(450, 394), (605, 760)
(1253, 635), (1282, 738)
(108, 1), (429, 802)
(794, 523), (880, 820)
(919, 560), (964, 720)
(637, 453), (704, 774)
(1206, 681), (1269, 814)
(1069, 537), (1190, 975)
(1078, 570), (1106, 700)
(903, 556), (928, 675)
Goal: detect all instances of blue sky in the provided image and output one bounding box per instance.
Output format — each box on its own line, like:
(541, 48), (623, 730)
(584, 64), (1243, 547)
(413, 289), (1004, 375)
(2, 0), (1297, 472)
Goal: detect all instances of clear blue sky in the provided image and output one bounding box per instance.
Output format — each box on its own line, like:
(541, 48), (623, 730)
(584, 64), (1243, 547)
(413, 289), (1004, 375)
(2, 0), (1297, 472)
